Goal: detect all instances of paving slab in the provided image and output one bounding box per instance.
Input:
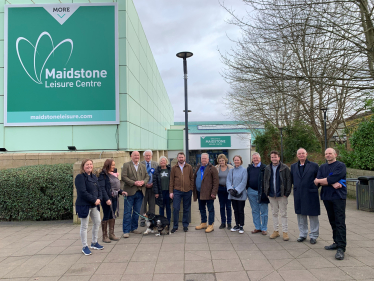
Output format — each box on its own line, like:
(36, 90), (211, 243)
(0, 195), (372, 280)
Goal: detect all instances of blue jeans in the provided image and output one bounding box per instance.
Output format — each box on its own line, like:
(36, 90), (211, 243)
(197, 191), (215, 225)
(217, 188), (232, 224)
(123, 190), (143, 234)
(159, 190), (171, 223)
(247, 188), (268, 231)
(173, 189), (192, 229)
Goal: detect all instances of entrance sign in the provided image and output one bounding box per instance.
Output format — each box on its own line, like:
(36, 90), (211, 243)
(4, 3), (119, 126)
(201, 136), (231, 148)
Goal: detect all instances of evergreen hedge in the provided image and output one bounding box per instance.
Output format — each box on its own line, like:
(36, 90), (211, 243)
(0, 164), (73, 221)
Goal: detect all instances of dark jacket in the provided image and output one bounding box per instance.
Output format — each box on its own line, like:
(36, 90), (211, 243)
(153, 165), (171, 196)
(264, 162), (292, 197)
(291, 160), (320, 216)
(247, 163), (270, 204)
(98, 171), (125, 203)
(317, 161), (347, 200)
(192, 163), (219, 201)
(75, 173), (102, 207)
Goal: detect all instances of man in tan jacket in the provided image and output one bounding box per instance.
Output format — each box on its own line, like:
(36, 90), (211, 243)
(121, 151), (149, 238)
(169, 152), (194, 233)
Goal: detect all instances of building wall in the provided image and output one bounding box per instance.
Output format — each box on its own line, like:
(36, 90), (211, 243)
(0, 0), (173, 152)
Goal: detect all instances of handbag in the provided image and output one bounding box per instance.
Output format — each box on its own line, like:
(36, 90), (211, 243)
(229, 169), (243, 198)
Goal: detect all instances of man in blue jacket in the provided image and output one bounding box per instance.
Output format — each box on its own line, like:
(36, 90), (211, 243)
(247, 152), (269, 235)
(314, 148), (347, 260)
(291, 148), (320, 244)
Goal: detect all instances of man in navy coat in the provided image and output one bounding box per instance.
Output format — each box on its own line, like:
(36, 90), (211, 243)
(290, 148), (320, 244)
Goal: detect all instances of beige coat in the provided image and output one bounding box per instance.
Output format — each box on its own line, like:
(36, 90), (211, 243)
(121, 161), (149, 196)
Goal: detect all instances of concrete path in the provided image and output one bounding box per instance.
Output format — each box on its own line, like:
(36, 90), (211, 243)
(0, 196), (373, 281)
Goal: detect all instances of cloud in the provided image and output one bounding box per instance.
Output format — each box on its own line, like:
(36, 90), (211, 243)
(134, 0), (248, 122)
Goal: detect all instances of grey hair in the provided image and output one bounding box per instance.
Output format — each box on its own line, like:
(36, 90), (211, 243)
(159, 156), (169, 165)
(252, 152), (261, 158)
(201, 153), (209, 158)
(143, 150), (153, 156)
(297, 147), (307, 154)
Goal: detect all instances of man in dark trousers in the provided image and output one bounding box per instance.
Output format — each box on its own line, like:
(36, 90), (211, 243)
(290, 148), (320, 244)
(314, 148), (347, 260)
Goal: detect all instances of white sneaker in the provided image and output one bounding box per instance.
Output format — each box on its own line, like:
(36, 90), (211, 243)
(231, 225), (239, 232)
(239, 226), (244, 234)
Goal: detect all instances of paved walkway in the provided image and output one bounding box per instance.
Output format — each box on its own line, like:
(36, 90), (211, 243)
(0, 196), (374, 281)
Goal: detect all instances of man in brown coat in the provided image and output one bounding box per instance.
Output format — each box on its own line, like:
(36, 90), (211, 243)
(121, 151), (149, 238)
(193, 153), (219, 233)
(169, 152), (194, 233)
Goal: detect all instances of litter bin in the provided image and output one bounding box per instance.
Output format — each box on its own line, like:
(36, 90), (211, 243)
(357, 176), (374, 212)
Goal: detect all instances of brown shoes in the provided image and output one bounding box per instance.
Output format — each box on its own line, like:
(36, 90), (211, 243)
(262, 231), (267, 235)
(251, 229), (262, 234)
(205, 224), (214, 233)
(269, 231), (280, 239)
(283, 232), (289, 241)
(130, 229), (142, 234)
(195, 223), (208, 230)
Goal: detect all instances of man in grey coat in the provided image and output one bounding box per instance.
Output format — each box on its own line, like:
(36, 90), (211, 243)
(140, 150), (158, 227)
(264, 150), (292, 241)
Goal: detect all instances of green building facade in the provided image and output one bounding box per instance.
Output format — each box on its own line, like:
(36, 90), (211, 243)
(0, 0), (174, 152)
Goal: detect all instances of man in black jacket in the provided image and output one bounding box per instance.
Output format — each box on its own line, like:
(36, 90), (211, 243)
(247, 152), (269, 235)
(314, 148), (347, 260)
(264, 151), (292, 241)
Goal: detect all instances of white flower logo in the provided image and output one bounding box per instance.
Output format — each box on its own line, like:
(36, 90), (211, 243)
(16, 31), (73, 84)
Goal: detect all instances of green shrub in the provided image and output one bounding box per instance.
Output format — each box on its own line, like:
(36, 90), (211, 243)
(253, 121), (321, 164)
(338, 116), (374, 170)
(0, 164), (73, 221)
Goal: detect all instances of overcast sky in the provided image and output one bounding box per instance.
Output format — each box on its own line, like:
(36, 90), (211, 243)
(133, 0), (249, 122)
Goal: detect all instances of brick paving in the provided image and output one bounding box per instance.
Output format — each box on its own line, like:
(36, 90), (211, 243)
(0, 196), (373, 281)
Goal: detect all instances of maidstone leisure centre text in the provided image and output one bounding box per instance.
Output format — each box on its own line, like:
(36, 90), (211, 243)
(44, 68), (107, 88)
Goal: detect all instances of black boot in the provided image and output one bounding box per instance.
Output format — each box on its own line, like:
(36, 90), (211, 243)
(219, 223), (226, 229)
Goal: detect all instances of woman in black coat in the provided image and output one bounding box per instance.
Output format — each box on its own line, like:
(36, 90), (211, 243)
(75, 159), (103, 256)
(153, 156), (171, 223)
(98, 159), (127, 243)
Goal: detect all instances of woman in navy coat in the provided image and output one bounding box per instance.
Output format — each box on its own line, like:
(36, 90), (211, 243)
(290, 148), (320, 244)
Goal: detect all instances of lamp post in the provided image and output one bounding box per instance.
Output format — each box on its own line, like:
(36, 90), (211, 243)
(320, 108), (328, 152)
(176, 51), (193, 164)
(279, 127), (284, 163)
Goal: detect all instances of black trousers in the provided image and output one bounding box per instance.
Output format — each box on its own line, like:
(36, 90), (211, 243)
(232, 200), (245, 226)
(102, 198), (117, 221)
(323, 199), (346, 251)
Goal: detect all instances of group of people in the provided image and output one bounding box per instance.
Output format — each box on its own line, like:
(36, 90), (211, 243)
(75, 147), (347, 261)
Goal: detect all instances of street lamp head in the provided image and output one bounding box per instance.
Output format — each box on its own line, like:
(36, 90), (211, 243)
(176, 52), (193, 59)
(320, 107), (328, 112)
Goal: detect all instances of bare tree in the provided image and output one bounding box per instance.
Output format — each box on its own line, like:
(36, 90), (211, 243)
(221, 0), (372, 149)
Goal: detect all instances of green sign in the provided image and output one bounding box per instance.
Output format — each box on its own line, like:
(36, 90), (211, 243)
(4, 3), (119, 126)
(201, 136), (231, 147)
